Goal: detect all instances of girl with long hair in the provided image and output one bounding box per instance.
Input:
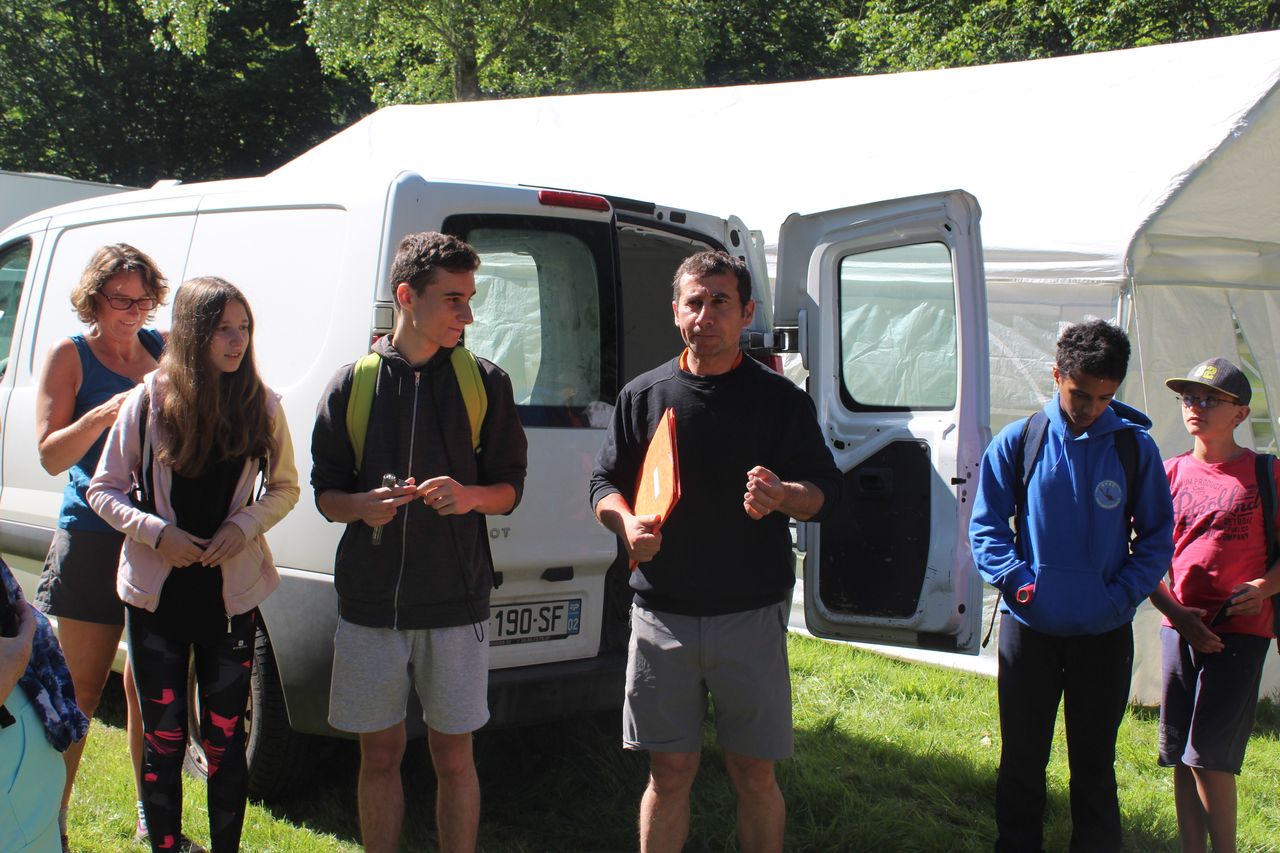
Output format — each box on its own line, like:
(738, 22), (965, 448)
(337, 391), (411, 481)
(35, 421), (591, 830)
(88, 277), (299, 852)
(34, 243), (167, 851)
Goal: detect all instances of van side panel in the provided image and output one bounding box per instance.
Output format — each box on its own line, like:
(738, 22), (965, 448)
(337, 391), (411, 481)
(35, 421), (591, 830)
(0, 214), (196, 584)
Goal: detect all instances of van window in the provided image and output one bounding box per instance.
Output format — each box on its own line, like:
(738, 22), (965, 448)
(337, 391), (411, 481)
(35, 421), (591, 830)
(838, 242), (957, 411)
(0, 239), (32, 379)
(445, 215), (615, 427)
(616, 224), (713, 381)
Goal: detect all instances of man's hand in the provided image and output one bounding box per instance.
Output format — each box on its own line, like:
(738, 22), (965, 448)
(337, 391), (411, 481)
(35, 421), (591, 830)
(1170, 603), (1224, 654)
(624, 514), (663, 563)
(200, 522), (248, 567)
(418, 476), (479, 517)
(595, 493), (663, 564)
(358, 478), (418, 527)
(156, 525), (210, 568)
(744, 466), (785, 520)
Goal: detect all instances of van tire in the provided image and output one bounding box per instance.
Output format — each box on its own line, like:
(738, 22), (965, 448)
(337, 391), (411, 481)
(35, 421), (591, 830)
(182, 618), (329, 802)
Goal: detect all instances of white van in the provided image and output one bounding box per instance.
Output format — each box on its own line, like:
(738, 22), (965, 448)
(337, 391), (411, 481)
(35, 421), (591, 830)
(0, 171), (988, 798)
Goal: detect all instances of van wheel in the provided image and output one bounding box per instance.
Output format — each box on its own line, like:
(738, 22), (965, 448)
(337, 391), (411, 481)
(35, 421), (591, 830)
(182, 619), (330, 802)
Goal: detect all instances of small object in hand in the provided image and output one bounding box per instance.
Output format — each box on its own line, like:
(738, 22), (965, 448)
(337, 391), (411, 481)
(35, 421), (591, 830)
(1015, 582), (1036, 605)
(371, 473), (402, 546)
(1209, 590), (1247, 627)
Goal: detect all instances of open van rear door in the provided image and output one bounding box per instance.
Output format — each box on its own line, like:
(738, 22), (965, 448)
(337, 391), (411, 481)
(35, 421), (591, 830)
(774, 191), (990, 653)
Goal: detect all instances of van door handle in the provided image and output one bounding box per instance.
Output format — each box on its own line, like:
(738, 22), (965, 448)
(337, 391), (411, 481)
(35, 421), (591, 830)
(541, 566), (574, 582)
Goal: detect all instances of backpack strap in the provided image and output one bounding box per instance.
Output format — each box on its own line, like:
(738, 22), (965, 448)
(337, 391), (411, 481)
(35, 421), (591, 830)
(345, 348), (488, 474)
(1254, 452), (1279, 650)
(131, 388), (156, 515)
(1257, 452), (1277, 567)
(1014, 411), (1049, 542)
(451, 346), (487, 453)
(1112, 425), (1139, 545)
(345, 352), (382, 473)
(983, 411), (1049, 648)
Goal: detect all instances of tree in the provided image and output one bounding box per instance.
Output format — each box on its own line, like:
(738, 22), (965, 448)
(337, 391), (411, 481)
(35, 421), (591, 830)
(834, 0), (1280, 74)
(302, 0), (717, 103)
(0, 0), (371, 184)
(694, 0), (862, 86)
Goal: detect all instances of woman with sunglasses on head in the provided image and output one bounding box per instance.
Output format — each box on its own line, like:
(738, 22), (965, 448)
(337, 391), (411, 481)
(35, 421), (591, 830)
(1151, 357), (1280, 853)
(88, 277), (298, 852)
(33, 244), (169, 852)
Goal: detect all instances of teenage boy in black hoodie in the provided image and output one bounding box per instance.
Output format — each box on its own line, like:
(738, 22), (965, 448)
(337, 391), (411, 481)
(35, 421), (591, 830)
(311, 232), (527, 853)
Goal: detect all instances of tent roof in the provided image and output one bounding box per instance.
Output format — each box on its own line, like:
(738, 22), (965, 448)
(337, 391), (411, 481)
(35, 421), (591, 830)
(276, 31), (1280, 287)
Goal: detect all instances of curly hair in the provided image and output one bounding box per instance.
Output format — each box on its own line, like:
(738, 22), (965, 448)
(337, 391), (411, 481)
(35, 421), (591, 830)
(389, 232), (480, 297)
(68, 244), (168, 326)
(1056, 319), (1130, 383)
(670, 251), (751, 305)
(155, 277), (273, 476)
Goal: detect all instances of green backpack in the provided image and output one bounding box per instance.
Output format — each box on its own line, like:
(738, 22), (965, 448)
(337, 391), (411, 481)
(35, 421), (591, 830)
(345, 346), (487, 471)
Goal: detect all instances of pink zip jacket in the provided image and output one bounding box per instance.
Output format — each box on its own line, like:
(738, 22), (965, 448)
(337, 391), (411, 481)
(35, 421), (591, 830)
(86, 372), (299, 615)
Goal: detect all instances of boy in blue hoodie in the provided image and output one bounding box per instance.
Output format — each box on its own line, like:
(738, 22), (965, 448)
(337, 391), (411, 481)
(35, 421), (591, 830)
(970, 320), (1175, 853)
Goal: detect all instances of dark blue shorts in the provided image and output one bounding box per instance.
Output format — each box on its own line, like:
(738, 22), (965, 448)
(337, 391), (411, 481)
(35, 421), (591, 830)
(1158, 626), (1270, 774)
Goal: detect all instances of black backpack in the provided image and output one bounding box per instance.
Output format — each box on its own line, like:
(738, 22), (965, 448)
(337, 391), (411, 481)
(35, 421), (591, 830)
(981, 407), (1139, 647)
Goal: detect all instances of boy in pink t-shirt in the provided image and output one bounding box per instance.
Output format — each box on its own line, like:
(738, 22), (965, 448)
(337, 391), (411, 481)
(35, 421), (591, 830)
(1151, 357), (1280, 853)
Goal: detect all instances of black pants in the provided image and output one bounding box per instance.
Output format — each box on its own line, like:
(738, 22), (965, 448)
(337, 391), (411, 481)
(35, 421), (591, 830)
(995, 614), (1134, 853)
(126, 605), (257, 853)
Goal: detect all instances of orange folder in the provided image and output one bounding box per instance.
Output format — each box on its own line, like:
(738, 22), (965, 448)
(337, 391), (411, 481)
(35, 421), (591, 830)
(630, 407), (681, 569)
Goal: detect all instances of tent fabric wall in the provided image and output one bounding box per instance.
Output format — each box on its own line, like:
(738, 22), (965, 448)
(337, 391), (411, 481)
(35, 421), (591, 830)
(1130, 286), (1245, 455)
(1233, 289), (1280, 449)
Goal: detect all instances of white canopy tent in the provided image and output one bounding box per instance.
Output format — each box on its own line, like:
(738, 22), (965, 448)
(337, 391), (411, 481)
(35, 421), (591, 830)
(275, 31), (1280, 698)
(278, 29), (1280, 452)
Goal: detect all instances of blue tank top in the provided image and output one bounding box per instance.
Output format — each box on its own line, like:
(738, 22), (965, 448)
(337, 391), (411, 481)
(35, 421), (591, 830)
(58, 329), (165, 531)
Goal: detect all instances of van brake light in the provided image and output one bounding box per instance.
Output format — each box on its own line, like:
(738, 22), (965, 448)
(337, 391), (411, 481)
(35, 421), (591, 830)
(538, 190), (610, 212)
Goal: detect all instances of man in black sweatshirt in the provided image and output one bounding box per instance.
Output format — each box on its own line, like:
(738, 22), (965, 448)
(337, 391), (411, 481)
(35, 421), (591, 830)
(590, 250), (840, 853)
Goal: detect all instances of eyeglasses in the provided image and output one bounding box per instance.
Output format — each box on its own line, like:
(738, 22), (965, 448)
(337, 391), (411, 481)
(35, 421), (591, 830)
(99, 294), (158, 312)
(1177, 393), (1236, 410)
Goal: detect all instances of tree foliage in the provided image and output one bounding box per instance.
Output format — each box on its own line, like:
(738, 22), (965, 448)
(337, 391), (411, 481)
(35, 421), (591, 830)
(300, 0), (716, 104)
(835, 0), (1280, 73)
(136, 0), (857, 104)
(4, 0), (1277, 184)
(0, 0), (370, 184)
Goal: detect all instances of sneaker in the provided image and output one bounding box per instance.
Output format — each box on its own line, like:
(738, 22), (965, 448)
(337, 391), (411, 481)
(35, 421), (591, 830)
(134, 817), (208, 853)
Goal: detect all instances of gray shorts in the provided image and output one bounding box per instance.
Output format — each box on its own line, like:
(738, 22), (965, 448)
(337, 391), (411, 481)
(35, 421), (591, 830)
(328, 617), (490, 735)
(624, 601), (793, 760)
(35, 528), (127, 626)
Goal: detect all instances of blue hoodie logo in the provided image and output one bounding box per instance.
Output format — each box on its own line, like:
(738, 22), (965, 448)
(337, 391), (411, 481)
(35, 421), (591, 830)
(1095, 479), (1123, 509)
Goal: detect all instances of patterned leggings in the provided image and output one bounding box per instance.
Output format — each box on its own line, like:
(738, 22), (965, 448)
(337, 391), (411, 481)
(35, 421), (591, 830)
(126, 607), (256, 853)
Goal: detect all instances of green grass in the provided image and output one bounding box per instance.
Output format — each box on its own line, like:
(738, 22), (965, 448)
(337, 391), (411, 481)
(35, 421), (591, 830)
(65, 636), (1280, 852)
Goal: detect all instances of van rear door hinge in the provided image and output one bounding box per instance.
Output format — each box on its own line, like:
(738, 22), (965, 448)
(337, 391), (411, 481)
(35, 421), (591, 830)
(747, 325), (793, 350)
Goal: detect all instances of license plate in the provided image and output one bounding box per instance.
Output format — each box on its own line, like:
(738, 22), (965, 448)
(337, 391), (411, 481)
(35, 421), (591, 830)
(490, 599), (582, 646)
